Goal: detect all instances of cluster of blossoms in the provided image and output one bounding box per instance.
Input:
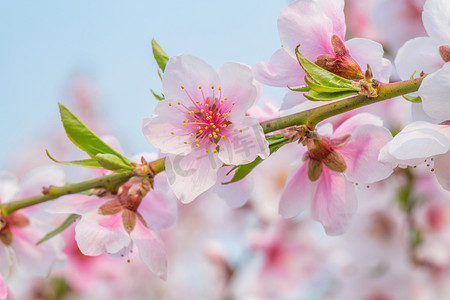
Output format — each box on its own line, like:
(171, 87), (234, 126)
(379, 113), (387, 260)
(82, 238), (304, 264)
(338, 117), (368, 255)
(0, 0), (449, 298)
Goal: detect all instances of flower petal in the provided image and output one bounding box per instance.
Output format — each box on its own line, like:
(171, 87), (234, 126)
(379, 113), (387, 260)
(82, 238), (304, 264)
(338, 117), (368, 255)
(138, 174), (178, 231)
(142, 103), (194, 156)
(0, 172), (19, 204)
(434, 152), (450, 191)
(312, 169), (357, 235)
(422, 0), (450, 44)
(252, 48), (304, 87)
(162, 54), (220, 107)
(395, 37), (443, 80)
(0, 273), (6, 300)
(217, 117), (269, 165)
(279, 163), (315, 218)
(217, 62), (257, 120)
(418, 63), (450, 121)
(75, 212), (131, 256)
(332, 113), (382, 138)
(130, 221), (167, 280)
(47, 195), (105, 215)
(379, 121), (450, 166)
(339, 124), (394, 183)
(164, 151), (220, 203)
(346, 38), (392, 82)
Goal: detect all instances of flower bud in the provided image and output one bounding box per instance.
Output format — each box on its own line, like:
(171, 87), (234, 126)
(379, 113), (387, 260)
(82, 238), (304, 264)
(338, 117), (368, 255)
(307, 159), (323, 182)
(315, 35), (364, 80)
(439, 45), (450, 62)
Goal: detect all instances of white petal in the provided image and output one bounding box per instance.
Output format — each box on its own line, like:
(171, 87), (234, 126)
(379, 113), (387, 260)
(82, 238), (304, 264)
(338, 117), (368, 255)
(217, 62), (257, 120)
(130, 221), (167, 280)
(422, 0), (450, 43)
(164, 151), (220, 203)
(211, 166), (254, 208)
(18, 166), (65, 199)
(0, 172), (19, 204)
(395, 37), (443, 81)
(380, 121), (450, 165)
(418, 63), (450, 121)
(162, 54), (220, 107)
(346, 38), (392, 82)
(280, 89), (308, 110)
(218, 117), (269, 165)
(435, 152), (450, 191)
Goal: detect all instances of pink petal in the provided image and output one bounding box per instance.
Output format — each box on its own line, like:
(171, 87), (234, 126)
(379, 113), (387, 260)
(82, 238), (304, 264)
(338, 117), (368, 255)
(130, 221), (168, 280)
(435, 152), (450, 191)
(422, 0), (450, 44)
(18, 166), (65, 199)
(332, 113), (382, 138)
(339, 124), (394, 183)
(47, 195), (105, 215)
(0, 246), (10, 277)
(278, 0), (345, 58)
(345, 38), (392, 82)
(0, 273), (6, 300)
(217, 116), (269, 165)
(312, 169), (357, 235)
(418, 63), (450, 121)
(217, 62), (257, 120)
(280, 89), (308, 111)
(395, 37), (443, 80)
(75, 212), (131, 256)
(279, 163), (315, 218)
(162, 54), (220, 108)
(142, 103), (194, 156)
(139, 173), (178, 232)
(252, 48), (304, 87)
(164, 151), (220, 203)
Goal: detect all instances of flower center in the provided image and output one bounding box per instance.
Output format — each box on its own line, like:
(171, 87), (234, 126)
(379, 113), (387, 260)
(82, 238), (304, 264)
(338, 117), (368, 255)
(168, 85), (238, 153)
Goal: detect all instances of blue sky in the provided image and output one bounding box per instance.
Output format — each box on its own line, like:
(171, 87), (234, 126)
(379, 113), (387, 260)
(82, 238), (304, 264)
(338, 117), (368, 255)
(0, 1), (288, 171)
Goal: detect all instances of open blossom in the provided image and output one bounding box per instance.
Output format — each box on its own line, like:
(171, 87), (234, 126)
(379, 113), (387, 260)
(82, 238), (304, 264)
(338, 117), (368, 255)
(253, 0), (391, 109)
(48, 173), (177, 280)
(143, 54), (269, 203)
(379, 121), (450, 191)
(0, 172), (67, 278)
(279, 113), (394, 235)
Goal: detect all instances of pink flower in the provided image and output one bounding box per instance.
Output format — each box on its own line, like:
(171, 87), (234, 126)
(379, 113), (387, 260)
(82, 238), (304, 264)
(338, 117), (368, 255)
(48, 173), (177, 280)
(0, 273), (6, 300)
(143, 54), (269, 203)
(379, 121), (450, 191)
(279, 113), (394, 235)
(253, 0), (391, 109)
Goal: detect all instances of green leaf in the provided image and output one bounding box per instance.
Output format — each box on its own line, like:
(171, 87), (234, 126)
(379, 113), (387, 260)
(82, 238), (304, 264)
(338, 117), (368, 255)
(46, 150), (105, 169)
(288, 85), (310, 92)
(96, 153), (133, 171)
(151, 89), (164, 101)
(304, 76), (358, 93)
(295, 46), (357, 89)
(402, 94), (422, 103)
(36, 214), (79, 245)
(58, 103), (132, 168)
(224, 134), (290, 184)
(304, 89), (358, 101)
(152, 39), (169, 72)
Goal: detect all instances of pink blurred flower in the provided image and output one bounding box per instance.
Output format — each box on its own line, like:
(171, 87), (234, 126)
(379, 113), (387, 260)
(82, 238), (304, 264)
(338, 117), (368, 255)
(279, 113), (394, 234)
(143, 54), (269, 203)
(48, 174), (177, 280)
(253, 0), (391, 109)
(0, 274), (5, 300)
